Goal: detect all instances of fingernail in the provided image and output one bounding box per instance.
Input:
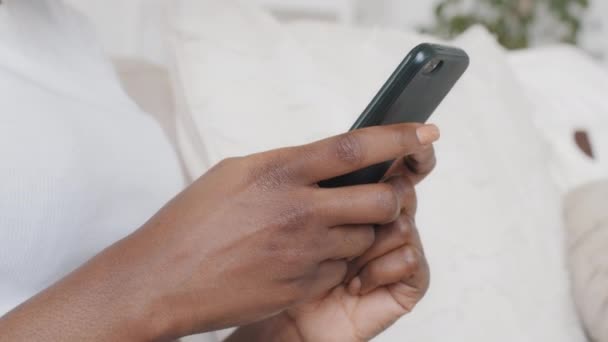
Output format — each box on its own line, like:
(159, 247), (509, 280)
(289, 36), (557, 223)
(347, 277), (362, 296)
(416, 124), (440, 145)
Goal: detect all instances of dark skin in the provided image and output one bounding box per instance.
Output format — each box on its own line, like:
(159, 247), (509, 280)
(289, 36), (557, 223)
(0, 123), (438, 342)
(229, 145), (435, 342)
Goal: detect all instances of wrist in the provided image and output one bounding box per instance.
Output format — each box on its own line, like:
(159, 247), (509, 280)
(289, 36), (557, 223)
(0, 240), (171, 342)
(65, 243), (174, 342)
(226, 313), (303, 342)
(92, 238), (180, 342)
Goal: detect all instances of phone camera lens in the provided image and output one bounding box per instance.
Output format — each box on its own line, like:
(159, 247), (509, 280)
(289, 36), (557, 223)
(424, 59), (443, 74)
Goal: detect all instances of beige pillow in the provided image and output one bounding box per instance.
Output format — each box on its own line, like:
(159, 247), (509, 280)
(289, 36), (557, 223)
(565, 180), (608, 342)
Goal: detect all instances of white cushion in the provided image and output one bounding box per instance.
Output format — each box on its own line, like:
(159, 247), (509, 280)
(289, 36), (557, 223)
(167, 1), (586, 341)
(509, 46), (608, 194)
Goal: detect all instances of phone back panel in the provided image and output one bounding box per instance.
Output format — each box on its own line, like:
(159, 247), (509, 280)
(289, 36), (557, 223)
(320, 43), (469, 188)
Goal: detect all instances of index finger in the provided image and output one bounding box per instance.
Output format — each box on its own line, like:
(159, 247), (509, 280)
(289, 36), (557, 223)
(290, 123), (440, 185)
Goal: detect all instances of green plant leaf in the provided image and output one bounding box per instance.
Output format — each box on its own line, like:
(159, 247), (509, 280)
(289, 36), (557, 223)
(421, 0), (588, 50)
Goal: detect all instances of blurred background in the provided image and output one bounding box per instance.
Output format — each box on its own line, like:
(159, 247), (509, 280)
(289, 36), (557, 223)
(251, 0), (607, 62)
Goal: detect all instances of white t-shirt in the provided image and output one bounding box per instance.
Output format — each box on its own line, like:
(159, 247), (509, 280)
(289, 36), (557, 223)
(0, 1), (217, 341)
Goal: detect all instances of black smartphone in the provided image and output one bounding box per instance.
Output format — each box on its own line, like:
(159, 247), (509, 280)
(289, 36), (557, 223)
(319, 43), (469, 188)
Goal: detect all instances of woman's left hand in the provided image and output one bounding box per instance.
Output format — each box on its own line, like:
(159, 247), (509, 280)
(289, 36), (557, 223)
(286, 200), (429, 342)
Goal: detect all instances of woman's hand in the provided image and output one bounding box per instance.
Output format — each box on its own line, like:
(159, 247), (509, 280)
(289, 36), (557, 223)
(0, 123), (439, 342)
(228, 146), (436, 342)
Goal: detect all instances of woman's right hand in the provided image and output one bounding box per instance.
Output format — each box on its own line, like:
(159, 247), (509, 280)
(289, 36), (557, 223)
(0, 123), (439, 342)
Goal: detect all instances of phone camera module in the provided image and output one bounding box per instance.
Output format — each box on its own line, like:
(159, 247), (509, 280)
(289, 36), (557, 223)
(423, 59), (444, 74)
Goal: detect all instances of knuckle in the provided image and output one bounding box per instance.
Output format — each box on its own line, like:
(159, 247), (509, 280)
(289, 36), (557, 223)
(393, 176), (418, 215)
(402, 246), (421, 270)
(375, 184), (400, 220)
(276, 200), (314, 231)
(395, 216), (414, 242)
(248, 154), (295, 190)
(392, 175), (416, 203)
(334, 133), (364, 166)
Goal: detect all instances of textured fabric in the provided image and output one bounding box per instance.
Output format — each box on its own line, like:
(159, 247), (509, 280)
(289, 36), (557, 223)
(564, 181), (608, 342)
(166, 1), (586, 341)
(0, 0), (189, 330)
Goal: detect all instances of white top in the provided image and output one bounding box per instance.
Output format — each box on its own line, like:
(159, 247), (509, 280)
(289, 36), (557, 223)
(0, 1), (217, 341)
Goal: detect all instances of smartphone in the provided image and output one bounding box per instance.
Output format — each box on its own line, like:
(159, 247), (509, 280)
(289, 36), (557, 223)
(319, 43), (469, 188)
